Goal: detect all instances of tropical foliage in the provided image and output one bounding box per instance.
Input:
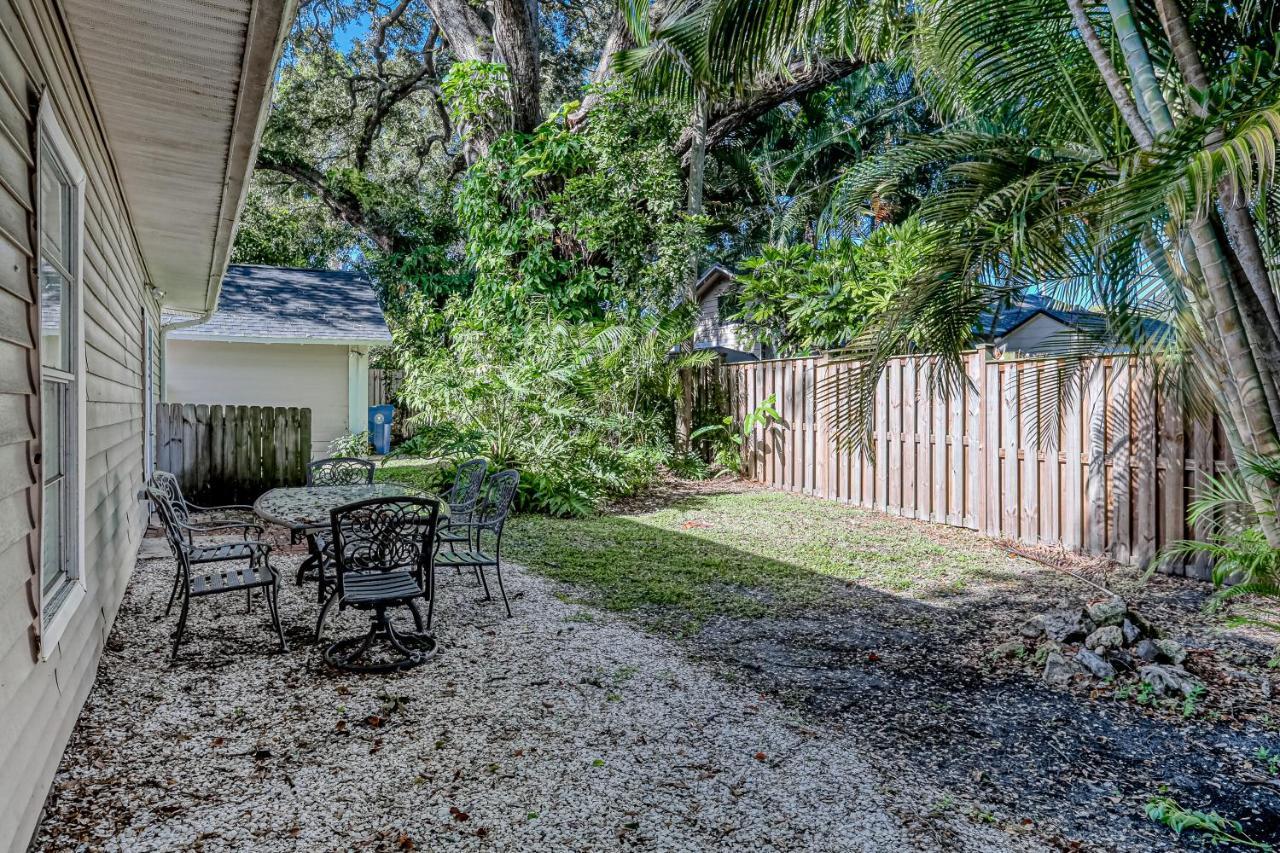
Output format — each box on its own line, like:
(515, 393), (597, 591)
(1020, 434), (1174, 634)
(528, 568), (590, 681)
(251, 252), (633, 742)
(731, 216), (938, 354)
(646, 0), (1280, 548)
(394, 302), (708, 516)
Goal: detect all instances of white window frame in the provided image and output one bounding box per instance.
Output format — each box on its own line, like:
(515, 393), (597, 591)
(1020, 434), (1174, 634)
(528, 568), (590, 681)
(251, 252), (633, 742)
(36, 97), (87, 656)
(143, 315), (156, 477)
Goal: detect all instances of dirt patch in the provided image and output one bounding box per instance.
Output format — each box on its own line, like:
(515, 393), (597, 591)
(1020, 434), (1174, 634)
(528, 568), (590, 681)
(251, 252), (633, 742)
(616, 478), (1280, 851)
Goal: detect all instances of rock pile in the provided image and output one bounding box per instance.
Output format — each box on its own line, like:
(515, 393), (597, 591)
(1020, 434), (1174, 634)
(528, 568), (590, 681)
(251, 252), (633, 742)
(1014, 596), (1203, 698)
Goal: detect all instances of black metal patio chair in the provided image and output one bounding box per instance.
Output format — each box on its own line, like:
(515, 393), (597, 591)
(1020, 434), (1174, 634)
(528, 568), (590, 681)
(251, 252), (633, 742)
(147, 470), (260, 544)
(297, 456), (378, 588)
(315, 496), (441, 672)
(437, 458), (488, 554)
(432, 469), (520, 617)
(306, 456), (376, 487)
(147, 485), (286, 662)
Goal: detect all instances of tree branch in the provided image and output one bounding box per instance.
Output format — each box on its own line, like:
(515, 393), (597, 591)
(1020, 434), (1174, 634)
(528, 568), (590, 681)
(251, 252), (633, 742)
(675, 59), (864, 167)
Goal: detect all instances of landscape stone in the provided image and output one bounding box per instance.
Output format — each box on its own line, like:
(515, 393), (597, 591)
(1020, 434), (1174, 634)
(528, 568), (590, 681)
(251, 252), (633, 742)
(1042, 652), (1084, 688)
(1153, 639), (1187, 665)
(1140, 664), (1202, 698)
(1085, 625), (1123, 651)
(1133, 639), (1160, 662)
(1019, 619), (1044, 639)
(1121, 618), (1142, 646)
(1086, 597), (1127, 628)
(1037, 609), (1095, 643)
(1075, 649), (1115, 680)
(992, 640), (1027, 659)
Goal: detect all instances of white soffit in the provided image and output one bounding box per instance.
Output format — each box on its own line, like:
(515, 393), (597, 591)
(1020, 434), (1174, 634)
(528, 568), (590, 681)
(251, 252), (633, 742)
(60, 0), (294, 313)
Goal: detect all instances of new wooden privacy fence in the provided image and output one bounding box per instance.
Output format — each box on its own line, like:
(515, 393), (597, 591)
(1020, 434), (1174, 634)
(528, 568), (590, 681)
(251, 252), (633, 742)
(690, 350), (1231, 577)
(155, 404), (312, 504)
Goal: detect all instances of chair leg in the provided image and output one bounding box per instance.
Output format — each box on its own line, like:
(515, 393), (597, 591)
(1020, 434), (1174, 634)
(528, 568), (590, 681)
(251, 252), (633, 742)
(314, 589), (338, 644)
(170, 594), (190, 663)
(474, 565), (491, 600)
(493, 561), (512, 618)
(165, 566), (181, 616)
(266, 582), (287, 652)
(425, 593), (436, 631)
(406, 599), (425, 632)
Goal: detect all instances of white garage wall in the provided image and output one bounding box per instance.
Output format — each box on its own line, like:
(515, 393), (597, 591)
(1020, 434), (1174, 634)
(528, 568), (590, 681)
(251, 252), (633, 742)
(164, 340), (351, 457)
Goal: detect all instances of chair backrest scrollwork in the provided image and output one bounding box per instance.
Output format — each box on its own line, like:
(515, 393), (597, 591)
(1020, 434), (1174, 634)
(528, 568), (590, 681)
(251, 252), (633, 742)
(307, 457), (377, 487)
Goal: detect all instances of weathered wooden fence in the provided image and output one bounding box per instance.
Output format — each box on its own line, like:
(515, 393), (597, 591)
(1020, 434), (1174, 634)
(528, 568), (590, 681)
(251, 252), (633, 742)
(369, 368), (404, 407)
(692, 350), (1231, 577)
(155, 404), (312, 503)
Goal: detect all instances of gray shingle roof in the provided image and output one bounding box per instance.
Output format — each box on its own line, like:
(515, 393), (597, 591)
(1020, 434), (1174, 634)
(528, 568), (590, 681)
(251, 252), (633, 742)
(168, 265), (392, 344)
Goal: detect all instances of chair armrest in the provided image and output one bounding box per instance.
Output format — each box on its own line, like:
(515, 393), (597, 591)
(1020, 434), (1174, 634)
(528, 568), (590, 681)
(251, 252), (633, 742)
(177, 520), (265, 540)
(187, 502), (257, 515)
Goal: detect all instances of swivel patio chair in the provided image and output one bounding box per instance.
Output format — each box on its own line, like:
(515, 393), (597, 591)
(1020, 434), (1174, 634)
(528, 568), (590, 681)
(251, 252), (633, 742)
(298, 456), (378, 587)
(148, 485), (285, 662)
(437, 458), (487, 555)
(315, 496), (441, 672)
(432, 469), (520, 617)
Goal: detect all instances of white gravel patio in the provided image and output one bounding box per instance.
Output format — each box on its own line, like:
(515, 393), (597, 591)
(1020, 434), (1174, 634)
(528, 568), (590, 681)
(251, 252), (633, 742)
(33, 545), (1042, 852)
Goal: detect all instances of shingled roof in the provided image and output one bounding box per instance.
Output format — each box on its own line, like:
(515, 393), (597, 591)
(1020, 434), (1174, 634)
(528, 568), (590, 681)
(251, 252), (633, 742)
(168, 265), (392, 345)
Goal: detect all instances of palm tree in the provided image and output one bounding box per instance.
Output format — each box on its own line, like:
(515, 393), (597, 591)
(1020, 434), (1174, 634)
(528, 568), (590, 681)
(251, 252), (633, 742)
(656, 0), (1280, 543)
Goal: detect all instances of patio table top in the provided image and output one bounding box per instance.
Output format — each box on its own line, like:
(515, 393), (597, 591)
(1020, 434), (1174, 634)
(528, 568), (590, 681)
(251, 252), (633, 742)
(254, 483), (446, 533)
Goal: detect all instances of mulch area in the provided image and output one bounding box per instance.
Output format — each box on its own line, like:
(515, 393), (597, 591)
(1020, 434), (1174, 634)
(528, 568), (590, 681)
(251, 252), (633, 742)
(33, 548), (1037, 852)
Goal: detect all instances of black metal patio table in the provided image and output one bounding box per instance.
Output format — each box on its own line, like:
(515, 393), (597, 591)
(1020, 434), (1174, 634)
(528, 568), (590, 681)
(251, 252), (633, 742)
(254, 483), (446, 603)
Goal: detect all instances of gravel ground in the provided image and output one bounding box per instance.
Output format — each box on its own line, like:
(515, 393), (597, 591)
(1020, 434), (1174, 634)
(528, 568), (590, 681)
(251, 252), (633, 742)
(34, 547), (1040, 852)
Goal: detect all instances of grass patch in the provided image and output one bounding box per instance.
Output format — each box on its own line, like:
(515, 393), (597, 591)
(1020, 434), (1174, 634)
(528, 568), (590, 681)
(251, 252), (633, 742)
(506, 488), (1003, 629)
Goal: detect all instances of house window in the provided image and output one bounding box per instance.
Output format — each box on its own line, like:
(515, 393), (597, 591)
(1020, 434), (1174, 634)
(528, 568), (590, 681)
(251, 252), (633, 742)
(37, 100), (86, 643)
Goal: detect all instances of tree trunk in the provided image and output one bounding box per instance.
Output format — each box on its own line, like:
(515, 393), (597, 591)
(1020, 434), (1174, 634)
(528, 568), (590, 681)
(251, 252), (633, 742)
(492, 0), (542, 133)
(1065, 0), (1153, 146)
(1107, 0), (1174, 135)
(675, 90), (709, 452)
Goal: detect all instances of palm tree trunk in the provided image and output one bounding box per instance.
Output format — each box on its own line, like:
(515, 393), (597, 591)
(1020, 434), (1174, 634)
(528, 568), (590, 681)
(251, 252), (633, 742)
(1153, 0), (1280, 344)
(1106, 0), (1280, 539)
(1065, 0), (1153, 146)
(1107, 0), (1174, 135)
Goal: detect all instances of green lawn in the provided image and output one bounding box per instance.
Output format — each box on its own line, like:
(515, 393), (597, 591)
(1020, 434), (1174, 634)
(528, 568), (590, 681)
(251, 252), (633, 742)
(374, 460), (1012, 630)
(504, 485), (1007, 630)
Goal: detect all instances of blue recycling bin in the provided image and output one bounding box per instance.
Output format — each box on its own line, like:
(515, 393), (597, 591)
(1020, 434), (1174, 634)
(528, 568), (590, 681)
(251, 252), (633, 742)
(369, 405), (394, 455)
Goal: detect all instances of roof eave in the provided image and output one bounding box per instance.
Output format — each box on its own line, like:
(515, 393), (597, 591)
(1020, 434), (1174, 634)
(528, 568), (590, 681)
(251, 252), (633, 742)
(200, 0), (300, 318)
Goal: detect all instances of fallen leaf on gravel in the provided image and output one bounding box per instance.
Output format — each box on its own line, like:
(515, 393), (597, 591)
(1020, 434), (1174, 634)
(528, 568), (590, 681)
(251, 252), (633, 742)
(754, 752), (767, 762)
(396, 833), (414, 850)
(449, 806), (469, 822)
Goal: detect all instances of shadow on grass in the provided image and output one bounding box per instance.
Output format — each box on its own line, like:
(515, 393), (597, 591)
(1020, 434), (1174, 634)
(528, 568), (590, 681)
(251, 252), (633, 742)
(507, 491), (1280, 851)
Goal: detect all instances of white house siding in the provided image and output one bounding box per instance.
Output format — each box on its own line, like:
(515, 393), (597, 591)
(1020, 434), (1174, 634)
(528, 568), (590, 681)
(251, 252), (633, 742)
(165, 340), (353, 457)
(997, 313), (1087, 355)
(0, 0), (153, 847)
(694, 279), (750, 351)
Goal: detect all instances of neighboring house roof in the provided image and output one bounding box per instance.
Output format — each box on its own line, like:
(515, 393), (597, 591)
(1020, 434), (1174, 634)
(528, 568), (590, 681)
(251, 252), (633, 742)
(694, 264), (736, 303)
(976, 294), (1169, 345)
(168, 265), (392, 346)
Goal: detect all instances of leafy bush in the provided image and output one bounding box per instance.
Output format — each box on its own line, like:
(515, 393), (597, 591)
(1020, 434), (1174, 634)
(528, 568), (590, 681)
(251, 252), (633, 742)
(1156, 455), (1280, 633)
(394, 302), (708, 516)
(732, 217), (940, 355)
(329, 430), (371, 457)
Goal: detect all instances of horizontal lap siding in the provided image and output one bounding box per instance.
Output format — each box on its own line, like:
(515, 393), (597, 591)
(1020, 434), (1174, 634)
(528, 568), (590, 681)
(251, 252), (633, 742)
(0, 0), (151, 849)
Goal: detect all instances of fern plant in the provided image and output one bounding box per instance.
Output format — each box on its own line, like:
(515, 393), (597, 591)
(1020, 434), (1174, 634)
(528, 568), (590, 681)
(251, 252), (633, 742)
(1156, 454), (1280, 633)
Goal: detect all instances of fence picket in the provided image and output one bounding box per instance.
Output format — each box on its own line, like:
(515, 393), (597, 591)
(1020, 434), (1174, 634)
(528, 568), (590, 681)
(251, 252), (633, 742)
(687, 352), (1226, 573)
(154, 403), (312, 503)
